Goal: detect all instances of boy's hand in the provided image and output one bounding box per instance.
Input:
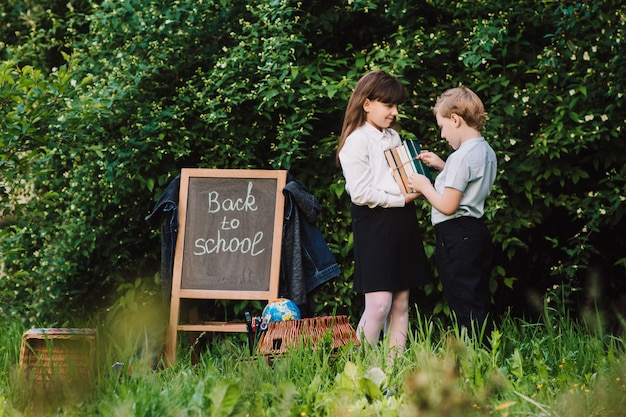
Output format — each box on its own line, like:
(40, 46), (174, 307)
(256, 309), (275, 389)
(419, 150), (445, 171)
(406, 173), (432, 193)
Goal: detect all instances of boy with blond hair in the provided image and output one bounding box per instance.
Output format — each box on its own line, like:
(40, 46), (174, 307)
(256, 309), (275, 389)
(407, 87), (497, 340)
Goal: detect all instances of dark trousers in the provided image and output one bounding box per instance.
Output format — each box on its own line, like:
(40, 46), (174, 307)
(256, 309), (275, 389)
(434, 216), (493, 339)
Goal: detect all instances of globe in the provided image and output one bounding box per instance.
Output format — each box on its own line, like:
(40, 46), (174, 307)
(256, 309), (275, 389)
(262, 298), (301, 322)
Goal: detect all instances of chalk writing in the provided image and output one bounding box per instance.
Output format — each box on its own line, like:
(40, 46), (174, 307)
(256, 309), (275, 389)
(193, 232), (265, 256)
(194, 180), (265, 257)
(207, 181), (257, 213)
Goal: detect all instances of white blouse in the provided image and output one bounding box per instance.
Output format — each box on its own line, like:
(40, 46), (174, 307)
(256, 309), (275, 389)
(338, 122), (405, 208)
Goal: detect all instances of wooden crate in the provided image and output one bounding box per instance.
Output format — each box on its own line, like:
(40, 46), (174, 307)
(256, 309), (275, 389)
(256, 315), (359, 355)
(19, 328), (96, 388)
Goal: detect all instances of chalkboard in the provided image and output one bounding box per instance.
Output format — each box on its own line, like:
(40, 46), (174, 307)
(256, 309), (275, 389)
(167, 168), (287, 363)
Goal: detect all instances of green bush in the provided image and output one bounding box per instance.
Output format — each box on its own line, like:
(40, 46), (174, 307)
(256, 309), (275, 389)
(1, 0), (624, 328)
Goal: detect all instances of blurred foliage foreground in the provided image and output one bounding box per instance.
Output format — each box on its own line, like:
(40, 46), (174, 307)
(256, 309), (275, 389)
(1, 300), (625, 416)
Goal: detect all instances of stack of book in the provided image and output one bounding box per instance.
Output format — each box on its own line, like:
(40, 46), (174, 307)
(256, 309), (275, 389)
(384, 140), (433, 193)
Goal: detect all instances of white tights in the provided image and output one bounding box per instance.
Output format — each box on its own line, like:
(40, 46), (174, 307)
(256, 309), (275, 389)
(357, 290), (409, 354)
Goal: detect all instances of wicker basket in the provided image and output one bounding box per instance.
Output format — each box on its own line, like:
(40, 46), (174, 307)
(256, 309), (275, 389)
(19, 328), (96, 388)
(256, 315), (359, 355)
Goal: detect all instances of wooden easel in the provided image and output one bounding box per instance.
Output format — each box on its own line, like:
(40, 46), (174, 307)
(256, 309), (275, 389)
(166, 169), (287, 363)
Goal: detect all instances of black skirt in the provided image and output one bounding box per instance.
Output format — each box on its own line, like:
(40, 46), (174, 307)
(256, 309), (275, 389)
(350, 203), (431, 293)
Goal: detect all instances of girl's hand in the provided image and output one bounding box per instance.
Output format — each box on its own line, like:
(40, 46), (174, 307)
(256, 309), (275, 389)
(404, 191), (421, 204)
(418, 150), (445, 171)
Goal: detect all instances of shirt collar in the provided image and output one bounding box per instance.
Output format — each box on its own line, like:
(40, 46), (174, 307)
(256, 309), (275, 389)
(459, 137), (485, 149)
(362, 122), (395, 143)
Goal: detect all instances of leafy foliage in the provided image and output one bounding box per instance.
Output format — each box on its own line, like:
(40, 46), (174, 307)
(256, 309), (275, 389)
(0, 0), (625, 328)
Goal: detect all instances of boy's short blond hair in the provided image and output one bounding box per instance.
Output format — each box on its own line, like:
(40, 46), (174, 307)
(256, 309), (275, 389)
(433, 87), (487, 131)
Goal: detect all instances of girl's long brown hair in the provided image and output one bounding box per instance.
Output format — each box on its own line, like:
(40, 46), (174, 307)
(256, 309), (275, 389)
(336, 70), (404, 166)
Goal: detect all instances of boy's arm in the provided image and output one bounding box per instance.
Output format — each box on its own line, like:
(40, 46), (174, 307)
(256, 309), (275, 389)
(421, 185), (462, 215)
(406, 174), (462, 215)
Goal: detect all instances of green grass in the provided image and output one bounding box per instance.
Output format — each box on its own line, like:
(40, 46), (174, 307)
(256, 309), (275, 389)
(1, 302), (625, 417)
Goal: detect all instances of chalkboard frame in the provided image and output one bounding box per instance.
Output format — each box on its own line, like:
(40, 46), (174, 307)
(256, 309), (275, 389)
(167, 168), (287, 363)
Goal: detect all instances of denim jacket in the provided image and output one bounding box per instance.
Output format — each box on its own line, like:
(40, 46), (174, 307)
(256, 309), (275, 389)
(145, 175), (179, 304)
(280, 174), (341, 308)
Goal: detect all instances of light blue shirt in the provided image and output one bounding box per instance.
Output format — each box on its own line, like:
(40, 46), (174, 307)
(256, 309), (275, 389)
(431, 137), (497, 225)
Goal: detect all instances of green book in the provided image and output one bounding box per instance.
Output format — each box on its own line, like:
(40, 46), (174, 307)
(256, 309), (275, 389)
(404, 140), (433, 182)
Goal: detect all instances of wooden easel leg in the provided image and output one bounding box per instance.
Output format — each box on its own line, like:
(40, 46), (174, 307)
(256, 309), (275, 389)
(166, 293), (181, 365)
